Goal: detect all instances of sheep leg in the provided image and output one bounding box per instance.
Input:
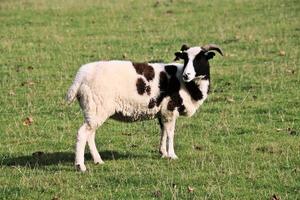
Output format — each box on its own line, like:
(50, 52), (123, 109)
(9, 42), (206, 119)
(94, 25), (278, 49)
(165, 118), (178, 159)
(158, 117), (168, 157)
(159, 130), (168, 158)
(160, 117), (178, 159)
(75, 123), (91, 172)
(87, 130), (104, 164)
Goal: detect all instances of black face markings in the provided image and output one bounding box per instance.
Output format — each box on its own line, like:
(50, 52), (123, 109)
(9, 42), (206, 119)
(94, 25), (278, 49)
(165, 65), (177, 76)
(174, 44), (190, 61)
(179, 49), (211, 82)
(132, 62), (155, 81)
(192, 52), (210, 79)
(174, 51), (189, 63)
(181, 50), (211, 98)
(184, 81), (203, 101)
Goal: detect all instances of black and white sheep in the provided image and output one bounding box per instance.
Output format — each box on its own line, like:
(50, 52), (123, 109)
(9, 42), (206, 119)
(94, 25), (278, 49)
(66, 44), (223, 171)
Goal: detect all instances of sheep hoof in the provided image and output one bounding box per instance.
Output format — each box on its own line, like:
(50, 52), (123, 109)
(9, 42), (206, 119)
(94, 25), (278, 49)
(94, 160), (104, 165)
(161, 154), (168, 158)
(160, 151), (168, 158)
(159, 149), (168, 158)
(75, 164), (87, 172)
(168, 154), (178, 160)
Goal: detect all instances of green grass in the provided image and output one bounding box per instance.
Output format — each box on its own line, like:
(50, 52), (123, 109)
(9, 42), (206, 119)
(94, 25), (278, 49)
(0, 0), (299, 199)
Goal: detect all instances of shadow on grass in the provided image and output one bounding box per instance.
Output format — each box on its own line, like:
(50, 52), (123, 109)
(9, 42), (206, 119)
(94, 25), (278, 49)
(1, 150), (145, 168)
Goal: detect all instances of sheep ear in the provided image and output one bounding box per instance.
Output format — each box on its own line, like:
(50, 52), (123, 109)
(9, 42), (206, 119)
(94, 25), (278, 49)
(204, 52), (215, 60)
(174, 44), (189, 61)
(174, 52), (184, 61)
(180, 44), (190, 51)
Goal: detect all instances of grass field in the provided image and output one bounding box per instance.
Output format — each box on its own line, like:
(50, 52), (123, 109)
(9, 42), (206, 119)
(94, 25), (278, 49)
(0, 0), (299, 199)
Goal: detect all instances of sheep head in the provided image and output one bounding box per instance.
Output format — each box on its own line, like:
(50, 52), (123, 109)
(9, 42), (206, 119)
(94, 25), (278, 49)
(174, 44), (223, 82)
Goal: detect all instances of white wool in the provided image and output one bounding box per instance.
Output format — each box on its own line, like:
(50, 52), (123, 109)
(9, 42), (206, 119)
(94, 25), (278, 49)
(67, 61), (189, 127)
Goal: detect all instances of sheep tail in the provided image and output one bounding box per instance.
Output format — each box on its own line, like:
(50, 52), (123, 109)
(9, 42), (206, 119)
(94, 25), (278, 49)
(66, 83), (80, 104)
(66, 68), (86, 104)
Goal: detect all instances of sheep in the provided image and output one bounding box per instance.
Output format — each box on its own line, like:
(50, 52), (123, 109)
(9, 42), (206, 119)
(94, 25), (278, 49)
(66, 44), (223, 171)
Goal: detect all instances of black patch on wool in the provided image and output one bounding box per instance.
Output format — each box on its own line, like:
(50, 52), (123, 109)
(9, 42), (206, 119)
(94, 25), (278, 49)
(156, 70), (185, 113)
(136, 78), (147, 95)
(178, 104), (186, 115)
(148, 98), (156, 109)
(132, 62), (155, 81)
(159, 71), (168, 91)
(165, 65), (177, 76)
(156, 71), (181, 107)
(156, 72), (169, 106)
(184, 81), (203, 101)
(167, 93), (183, 111)
(146, 85), (151, 95)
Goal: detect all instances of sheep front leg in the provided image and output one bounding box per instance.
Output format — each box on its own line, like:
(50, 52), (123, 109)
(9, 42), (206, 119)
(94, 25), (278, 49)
(159, 117), (168, 158)
(87, 131), (104, 165)
(160, 117), (178, 159)
(166, 118), (178, 159)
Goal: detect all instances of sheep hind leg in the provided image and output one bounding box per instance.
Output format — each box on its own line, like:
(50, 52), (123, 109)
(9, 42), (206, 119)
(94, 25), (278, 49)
(75, 123), (91, 172)
(87, 130), (104, 165)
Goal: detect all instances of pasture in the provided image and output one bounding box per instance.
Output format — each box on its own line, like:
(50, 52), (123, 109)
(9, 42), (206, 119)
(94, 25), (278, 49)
(0, 0), (299, 199)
